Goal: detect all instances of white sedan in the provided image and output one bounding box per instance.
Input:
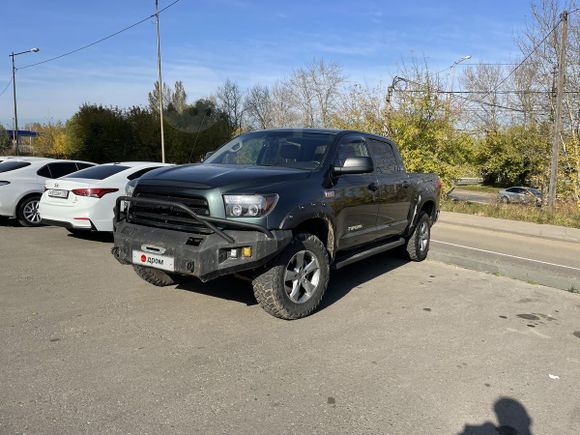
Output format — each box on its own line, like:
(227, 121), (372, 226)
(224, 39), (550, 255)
(39, 162), (170, 233)
(0, 157), (95, 226)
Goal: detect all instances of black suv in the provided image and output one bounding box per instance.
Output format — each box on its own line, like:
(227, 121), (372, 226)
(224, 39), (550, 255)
(112, 129), (441, 319)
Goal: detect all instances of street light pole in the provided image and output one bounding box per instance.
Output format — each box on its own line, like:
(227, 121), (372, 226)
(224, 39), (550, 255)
(9, 47), (39, 156)
(155, 0), (166, 163)
(445, 55), (471, 120)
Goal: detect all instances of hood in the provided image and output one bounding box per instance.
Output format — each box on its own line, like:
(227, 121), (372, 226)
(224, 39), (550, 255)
(136, 163), (312, 192)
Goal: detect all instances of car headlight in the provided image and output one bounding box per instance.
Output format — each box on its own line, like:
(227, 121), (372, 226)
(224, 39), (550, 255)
(223, 194), (278, 217)
(125, 180), (138, 197)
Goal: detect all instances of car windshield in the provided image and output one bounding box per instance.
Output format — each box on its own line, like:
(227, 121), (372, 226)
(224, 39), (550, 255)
(204, 131), (336, 170)
(65, 165), (129, 180)
(0, 161), (31, 173)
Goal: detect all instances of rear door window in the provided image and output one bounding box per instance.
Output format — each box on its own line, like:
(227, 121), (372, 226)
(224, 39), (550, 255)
(65, 165), (129, 180)
(0, 161), (31, 173)
(47, 162), (81, 179)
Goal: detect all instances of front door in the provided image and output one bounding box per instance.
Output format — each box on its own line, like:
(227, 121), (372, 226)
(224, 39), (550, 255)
(333, 135), (380, 251)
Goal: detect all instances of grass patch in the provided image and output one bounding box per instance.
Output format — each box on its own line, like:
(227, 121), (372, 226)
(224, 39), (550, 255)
(441, 199), (580, 228)
(453, 184), (499, 193)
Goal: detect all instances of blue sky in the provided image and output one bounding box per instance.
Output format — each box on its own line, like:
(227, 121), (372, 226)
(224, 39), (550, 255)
(0, 0), (533, 126)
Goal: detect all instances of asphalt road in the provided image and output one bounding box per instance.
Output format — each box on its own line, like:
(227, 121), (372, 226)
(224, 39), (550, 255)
(431, 213), (580, 291)
(448, 189), (496, 204)
(1, 224), (580, 434)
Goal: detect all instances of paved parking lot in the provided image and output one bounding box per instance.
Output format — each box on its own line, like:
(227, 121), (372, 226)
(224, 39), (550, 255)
(1, 224), (580, 434)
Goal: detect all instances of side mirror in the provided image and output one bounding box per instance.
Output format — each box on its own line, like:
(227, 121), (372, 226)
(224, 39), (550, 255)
(201, 151), (215, 162)
(333, 156), (374, 175)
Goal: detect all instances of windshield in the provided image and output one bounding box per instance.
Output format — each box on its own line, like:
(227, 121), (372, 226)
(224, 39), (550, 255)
(205, 131), (336, 170)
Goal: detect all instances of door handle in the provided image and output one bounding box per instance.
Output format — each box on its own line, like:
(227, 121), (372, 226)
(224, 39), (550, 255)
(402, 180), (410, 188)
(368, 182), (378, 192)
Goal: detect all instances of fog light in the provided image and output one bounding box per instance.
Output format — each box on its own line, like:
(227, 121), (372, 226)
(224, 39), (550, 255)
(230, 249), (239, 258)
(242, 246), (252, 257)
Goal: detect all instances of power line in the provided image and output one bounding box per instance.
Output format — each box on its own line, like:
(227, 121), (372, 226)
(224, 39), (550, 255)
(461, 63), (519, 66)
(0, 77), (12, 97)
(393, 77), (528, 113)
(19, 0), (183, 70)
(488, 18), (562, 94)
(403, 89), (579, 95)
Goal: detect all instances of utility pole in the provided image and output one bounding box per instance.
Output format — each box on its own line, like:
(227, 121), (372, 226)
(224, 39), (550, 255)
(547, 10), (568, 207)
(383, 80), (396, 136)
(8, 47), (39, 156)
(384, 76), (406, 136)
(155, 0), (166, 163)
(10, 53), (19, 155)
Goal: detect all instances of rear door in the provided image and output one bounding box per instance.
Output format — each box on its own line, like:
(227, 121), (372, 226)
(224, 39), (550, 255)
(367, 138), (412, 237)
(333, 135), (380, 251)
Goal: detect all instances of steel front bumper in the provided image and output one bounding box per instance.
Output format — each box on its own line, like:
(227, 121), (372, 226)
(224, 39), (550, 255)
(112, 221), (292, 282)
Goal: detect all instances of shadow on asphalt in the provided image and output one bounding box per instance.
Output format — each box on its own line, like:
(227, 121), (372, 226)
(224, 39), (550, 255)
(458, 397), (532, 435)
(176, 276), (258, 306)
(321, 252), (409, 310)
(174, 251), (410, 312)
(0, 217), (20, 227)
(66, 231), (114, 243)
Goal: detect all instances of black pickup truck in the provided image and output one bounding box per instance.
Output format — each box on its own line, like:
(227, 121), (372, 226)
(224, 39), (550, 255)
(112, 129), (441, 319)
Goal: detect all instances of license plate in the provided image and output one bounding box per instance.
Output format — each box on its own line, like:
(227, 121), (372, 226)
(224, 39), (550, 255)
(48, 189), (69, 199)
(132, 250), (175, 272)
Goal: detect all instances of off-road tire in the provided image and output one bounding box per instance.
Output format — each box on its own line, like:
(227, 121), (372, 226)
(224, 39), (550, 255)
(17, 195), (42, 227)
(403, 212), (431, 262)
(133, 265), (177, 286)
(252, 233), (330, 320)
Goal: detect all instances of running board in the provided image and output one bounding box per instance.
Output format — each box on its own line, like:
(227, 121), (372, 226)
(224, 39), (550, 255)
(332, 238), (405, 270)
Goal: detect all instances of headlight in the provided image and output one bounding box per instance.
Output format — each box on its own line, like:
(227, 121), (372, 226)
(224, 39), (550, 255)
(125, 180), (138, 197)
(223, 194), (278, 217)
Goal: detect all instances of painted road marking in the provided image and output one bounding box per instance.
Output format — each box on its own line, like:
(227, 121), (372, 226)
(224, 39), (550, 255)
(431, 239), (580, 272)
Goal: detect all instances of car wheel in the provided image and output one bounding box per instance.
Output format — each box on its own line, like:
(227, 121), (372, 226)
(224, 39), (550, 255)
(402, 212), (431, 262)
(500, 196), (509, 204)
(252, 233), (330, 320)
(17, 195), (43, 227)
(133, 264), (177, 286)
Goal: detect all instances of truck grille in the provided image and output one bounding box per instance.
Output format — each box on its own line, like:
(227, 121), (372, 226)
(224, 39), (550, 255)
(128, 192), (214, 234)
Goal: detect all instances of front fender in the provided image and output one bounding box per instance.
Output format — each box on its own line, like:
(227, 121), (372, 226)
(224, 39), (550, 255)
(278, 202), (337, 259)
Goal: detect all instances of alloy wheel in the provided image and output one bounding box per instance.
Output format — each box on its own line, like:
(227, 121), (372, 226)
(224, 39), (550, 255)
(23, 199), (41, 224)
(418, 220), (429, 252)
(284, 250), (321, 304)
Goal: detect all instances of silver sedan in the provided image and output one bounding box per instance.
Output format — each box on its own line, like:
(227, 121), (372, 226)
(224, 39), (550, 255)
(497, 186), (543, 206)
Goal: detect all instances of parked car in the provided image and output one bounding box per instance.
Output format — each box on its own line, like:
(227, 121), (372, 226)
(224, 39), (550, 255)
(39, 162), (170, 233)
(0, 158), (95, 226)
(497, 186), (543, 206)
(112, 128), (441, 320)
